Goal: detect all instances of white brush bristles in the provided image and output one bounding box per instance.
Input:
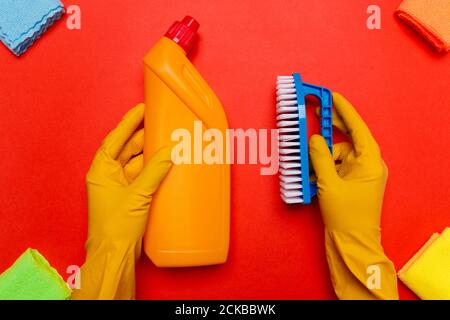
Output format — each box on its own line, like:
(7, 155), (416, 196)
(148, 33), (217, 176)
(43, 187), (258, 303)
(276, 75), (304, 204)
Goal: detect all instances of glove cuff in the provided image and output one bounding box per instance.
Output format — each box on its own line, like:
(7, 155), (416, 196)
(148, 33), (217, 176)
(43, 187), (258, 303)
(324, 228), (398, 300)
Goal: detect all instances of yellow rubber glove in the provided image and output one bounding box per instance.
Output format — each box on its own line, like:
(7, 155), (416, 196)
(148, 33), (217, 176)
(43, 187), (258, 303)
(310, 92), (398, 300)
(71, 103), (172, 300)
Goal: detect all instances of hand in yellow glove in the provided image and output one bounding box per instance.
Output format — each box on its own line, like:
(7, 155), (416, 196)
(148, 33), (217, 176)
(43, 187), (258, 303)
(71, 103), (172, 300)
(310, 92), (398, 300)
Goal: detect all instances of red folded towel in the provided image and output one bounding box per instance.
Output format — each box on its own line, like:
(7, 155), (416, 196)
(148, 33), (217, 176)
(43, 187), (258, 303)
(396, 0), (450, 52)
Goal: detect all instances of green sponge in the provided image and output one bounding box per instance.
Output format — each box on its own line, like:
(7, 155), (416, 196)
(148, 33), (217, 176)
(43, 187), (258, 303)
(0, 248), (71, 300)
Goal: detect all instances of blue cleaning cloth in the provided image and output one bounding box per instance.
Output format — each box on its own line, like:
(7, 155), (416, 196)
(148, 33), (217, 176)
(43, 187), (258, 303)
(0, 0), (64, 56)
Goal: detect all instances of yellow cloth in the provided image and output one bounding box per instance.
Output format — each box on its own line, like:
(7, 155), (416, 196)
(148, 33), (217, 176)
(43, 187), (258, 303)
(398, 228), (450, 300)
(310, 92), (398, 300)
(71, 103), (172, 300)
(396, 0), (450, 52)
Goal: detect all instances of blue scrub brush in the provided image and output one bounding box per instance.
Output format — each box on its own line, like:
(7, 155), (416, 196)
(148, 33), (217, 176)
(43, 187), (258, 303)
(276, 73), (333, 204)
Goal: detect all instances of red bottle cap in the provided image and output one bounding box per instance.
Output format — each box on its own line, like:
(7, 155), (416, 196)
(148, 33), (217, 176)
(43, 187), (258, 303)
(165, 16), (199, 53)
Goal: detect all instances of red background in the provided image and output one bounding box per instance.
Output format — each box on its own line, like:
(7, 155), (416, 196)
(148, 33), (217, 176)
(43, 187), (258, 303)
(0, 0), (449, 300)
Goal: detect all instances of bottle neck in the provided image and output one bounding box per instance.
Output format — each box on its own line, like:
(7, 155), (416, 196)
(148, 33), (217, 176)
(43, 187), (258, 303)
(164, 16), (199, 54)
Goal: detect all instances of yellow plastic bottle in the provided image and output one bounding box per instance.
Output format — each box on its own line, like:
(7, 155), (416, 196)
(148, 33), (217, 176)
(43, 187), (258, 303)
(143, 16), (230, 267)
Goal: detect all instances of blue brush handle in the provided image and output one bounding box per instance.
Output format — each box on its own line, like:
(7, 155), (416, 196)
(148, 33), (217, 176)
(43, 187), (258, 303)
(293, 73), (333, 202)
(302, 83), (333, 152)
